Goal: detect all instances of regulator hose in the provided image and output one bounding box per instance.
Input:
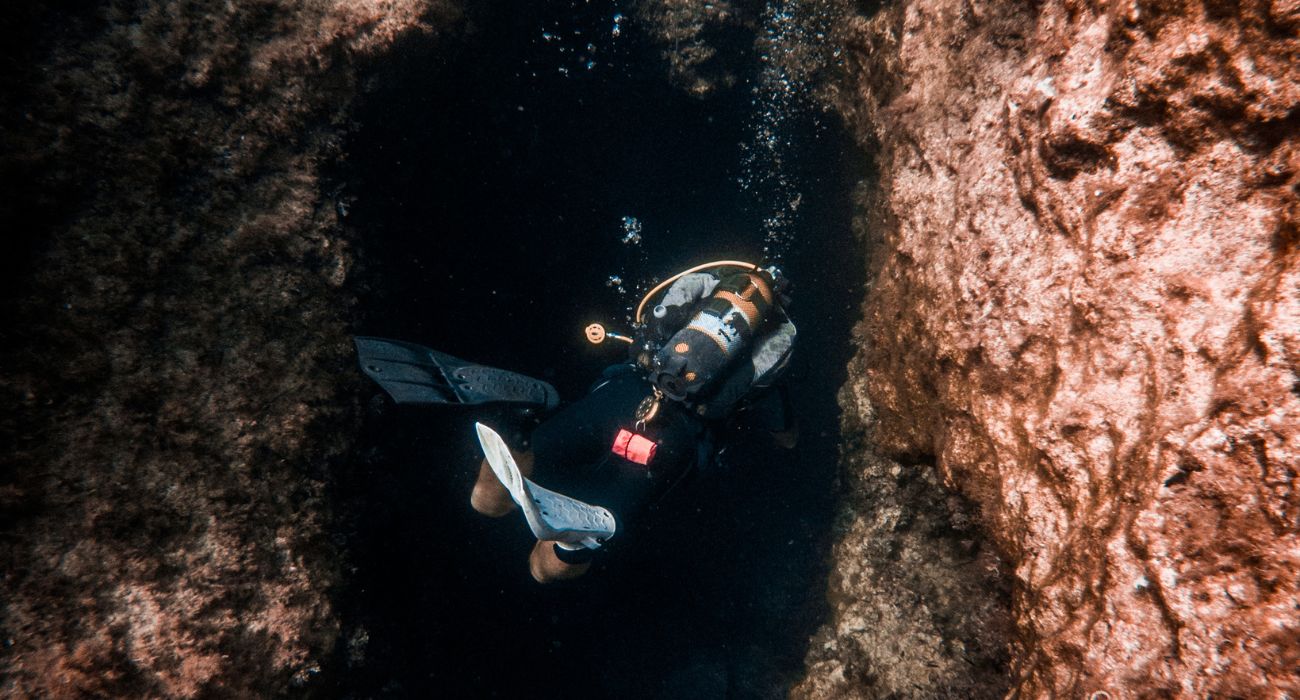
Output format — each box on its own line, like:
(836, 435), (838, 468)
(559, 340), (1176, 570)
(633, 260), (759, 325)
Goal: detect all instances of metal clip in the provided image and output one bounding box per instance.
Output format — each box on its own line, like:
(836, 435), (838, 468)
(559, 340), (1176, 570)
(634, 388), (663, 431)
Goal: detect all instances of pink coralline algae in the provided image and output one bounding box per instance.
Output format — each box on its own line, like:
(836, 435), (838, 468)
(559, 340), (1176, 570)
(802, 0), (1300, 696)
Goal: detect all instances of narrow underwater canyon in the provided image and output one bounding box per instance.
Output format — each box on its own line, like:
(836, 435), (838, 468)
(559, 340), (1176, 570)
(1, 0), (1295, 698)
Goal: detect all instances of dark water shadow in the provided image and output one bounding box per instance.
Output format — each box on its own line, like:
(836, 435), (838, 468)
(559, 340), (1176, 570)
(330, 2), (866, 697)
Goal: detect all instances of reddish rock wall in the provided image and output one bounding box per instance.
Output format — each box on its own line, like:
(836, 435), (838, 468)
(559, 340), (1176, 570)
(818, 0), (1299, 695)
(0, 1), (454, 696)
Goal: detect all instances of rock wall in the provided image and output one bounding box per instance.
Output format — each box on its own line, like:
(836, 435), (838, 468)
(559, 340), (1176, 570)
(791, 394), (1015, 699)
(637, 0), (760, 97)
(810, 0), (1300, 696)
(0, 1), (454, 696)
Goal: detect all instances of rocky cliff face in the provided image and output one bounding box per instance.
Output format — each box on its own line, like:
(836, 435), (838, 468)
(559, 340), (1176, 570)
(5, 0), (1294, 696)
(0, 1), (454, 695)
(807, 0), (1299, 696)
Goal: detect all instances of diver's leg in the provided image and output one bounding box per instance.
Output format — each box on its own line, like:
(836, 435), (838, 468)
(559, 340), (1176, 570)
(471, 449), (534, 517)
(528, 540), (592, 583)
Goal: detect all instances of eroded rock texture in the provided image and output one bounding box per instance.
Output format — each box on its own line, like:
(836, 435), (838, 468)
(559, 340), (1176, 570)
(816, 0), (1299, 696)
(792, 381), (1014, 699)
(637, 0), (761, 97)
(0, 1), (454, 695)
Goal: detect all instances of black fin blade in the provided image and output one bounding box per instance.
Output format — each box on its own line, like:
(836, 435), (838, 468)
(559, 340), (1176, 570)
(353, 336), (559, 410)
(354, 336), (456, 405)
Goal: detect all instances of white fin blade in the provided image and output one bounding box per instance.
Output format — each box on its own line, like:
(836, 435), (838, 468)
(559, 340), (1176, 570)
(475, 423), (525, 500)
(474, 423), (555, 539)
(518, 479), (617, 547)
(474, 423), (616, 549)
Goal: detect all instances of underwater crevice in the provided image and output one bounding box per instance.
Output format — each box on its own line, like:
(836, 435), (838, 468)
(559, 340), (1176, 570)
(329, 1), (864, 696)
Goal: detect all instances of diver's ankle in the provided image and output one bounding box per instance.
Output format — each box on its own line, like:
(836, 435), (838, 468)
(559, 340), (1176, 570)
(529, 540), (591, 583)
(470, 459), (517, 517)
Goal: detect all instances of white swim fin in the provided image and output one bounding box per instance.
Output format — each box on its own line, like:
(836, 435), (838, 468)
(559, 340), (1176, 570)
(474, 423), (617, 549)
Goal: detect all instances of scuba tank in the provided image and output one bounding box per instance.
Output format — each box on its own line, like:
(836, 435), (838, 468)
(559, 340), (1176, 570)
(648, 269), (777, 402)
(583, 261), (792, 421)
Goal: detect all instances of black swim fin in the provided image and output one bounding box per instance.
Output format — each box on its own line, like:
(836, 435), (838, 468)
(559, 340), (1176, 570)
(354, 336), (560, 411)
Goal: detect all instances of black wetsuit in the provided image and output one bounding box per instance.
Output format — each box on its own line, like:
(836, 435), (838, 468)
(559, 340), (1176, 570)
(527, 364), (709, 562)
(525, 361), (795, 564)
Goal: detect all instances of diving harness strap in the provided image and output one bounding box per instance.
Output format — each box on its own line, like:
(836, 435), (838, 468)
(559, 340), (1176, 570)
(474, 423), (617, 550)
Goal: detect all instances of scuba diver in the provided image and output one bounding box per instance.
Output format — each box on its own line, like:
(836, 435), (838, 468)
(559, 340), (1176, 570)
(355, 261), (797, 583)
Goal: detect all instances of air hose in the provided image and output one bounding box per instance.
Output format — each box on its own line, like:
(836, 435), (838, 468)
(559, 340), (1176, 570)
(586, 260), (761, 347)
(633, 260), (759, 325)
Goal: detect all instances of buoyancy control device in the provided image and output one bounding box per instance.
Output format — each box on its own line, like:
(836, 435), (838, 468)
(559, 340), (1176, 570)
(583, 260), (790, 418)
(648, 269), (777, 401)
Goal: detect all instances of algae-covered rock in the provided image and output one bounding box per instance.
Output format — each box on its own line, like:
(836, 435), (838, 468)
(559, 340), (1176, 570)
(0, 1), (456, 695)
(814, 0), (1300, 695)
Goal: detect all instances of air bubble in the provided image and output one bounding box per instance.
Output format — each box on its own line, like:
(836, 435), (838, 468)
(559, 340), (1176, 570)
(738, 0), (829, 263)
(620, 216), (643, 245)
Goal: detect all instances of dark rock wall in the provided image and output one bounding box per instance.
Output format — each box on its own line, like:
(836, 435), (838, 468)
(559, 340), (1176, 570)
(791, 388), (1015, 700)
(0, 1), (453, 695)
(637, 0), (760, 97)
(805, 0), (1299, 696)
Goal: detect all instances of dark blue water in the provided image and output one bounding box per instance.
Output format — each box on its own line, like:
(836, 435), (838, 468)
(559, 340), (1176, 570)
(334, 2), (865, 697)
